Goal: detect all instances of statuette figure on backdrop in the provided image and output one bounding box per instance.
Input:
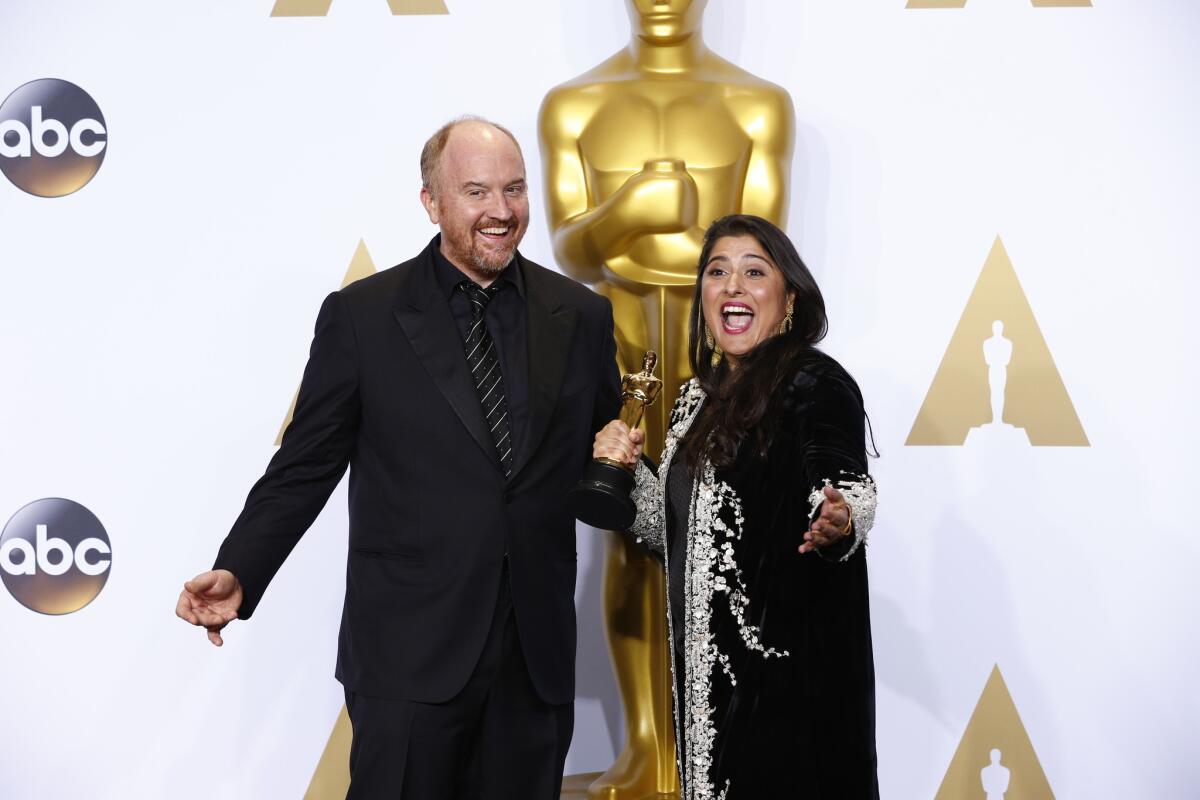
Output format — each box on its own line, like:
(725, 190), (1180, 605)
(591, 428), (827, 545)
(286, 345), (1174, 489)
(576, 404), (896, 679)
(981, 748), (1011, 800)
(983, 319), (1013, 427)
(539, 1), (794, 796)
(965, 318), (1030, 445)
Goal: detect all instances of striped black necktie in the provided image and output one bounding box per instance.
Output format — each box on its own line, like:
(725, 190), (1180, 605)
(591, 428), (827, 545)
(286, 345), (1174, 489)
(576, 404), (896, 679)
(459, 281), (514, 478)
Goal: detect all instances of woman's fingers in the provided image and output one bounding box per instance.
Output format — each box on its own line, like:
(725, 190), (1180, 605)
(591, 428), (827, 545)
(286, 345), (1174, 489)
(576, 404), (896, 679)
(820, 505), (849, 531)
(601, 420), (632, 438)
(798, 518), (851, 554)
(593, 421), (644, 464)
(817, 489), (849, 531)
(595, 441), (639, 464)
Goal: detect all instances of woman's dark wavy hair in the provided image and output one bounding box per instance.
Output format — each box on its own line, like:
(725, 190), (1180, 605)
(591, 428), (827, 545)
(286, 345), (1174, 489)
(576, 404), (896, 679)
(684, 214), (828, 470)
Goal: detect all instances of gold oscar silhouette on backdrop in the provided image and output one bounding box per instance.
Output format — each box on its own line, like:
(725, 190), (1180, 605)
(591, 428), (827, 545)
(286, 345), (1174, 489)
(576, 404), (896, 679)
(539, 2), (794, 797)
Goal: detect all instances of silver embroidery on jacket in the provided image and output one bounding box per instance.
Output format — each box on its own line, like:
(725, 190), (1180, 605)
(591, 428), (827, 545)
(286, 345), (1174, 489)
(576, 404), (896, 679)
(682, 459), (789, 799)
(629, 380), (704, 552)
(700, 462), (789, 662)
(629, 459), (664, 555)
(628, 378), (875, 799)
(631, 380), (788, 800)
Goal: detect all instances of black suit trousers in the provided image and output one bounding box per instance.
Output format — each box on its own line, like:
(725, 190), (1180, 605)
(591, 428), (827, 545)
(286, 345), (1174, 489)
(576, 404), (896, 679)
(344, 562), (573, 800)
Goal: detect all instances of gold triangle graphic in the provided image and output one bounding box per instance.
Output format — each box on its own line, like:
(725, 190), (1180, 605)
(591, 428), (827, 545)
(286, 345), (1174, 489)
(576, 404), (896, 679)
(906, 0), (967, 8)
(275, 239), (378, 446)
(271, 0), (333, 16)
(906, 236), (1088, 447)
(935, 665), (1055, 799)
(272, 0), (448, 15)
(303, 705), (353, 799)
(386, 0), (449, 13)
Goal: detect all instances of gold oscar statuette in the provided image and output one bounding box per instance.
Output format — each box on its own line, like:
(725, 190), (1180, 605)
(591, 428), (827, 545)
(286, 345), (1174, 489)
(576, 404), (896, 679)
(569, 351), (663, 531)
(541, 2), (795, 797)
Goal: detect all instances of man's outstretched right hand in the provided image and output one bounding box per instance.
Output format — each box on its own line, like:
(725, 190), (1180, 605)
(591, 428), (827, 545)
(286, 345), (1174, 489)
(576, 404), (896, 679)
(175, 569), (243, 647)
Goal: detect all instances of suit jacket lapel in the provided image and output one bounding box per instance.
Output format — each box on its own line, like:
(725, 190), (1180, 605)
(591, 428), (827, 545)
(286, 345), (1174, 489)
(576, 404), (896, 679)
(392, 242), (502, 474)
(511, 259), (577, 481)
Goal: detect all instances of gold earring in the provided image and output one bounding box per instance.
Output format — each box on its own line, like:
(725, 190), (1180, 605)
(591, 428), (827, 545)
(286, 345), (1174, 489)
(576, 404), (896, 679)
(780, 297), (794, 335)
(705, 323), (722, 367)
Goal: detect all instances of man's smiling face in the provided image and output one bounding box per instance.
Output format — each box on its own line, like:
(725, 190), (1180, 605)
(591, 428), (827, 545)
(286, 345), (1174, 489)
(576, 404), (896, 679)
(421, 121), (529, 281)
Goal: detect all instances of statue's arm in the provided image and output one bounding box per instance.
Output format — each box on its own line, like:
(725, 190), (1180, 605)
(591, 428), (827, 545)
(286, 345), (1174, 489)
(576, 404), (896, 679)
(735, 88), (795, 225)
(540, 90), (604, 283)
(539, 87), (698, 283)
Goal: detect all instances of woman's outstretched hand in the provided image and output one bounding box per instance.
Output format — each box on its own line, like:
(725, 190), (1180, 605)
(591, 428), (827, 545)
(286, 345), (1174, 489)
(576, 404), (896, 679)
(800, 485), (852, 554)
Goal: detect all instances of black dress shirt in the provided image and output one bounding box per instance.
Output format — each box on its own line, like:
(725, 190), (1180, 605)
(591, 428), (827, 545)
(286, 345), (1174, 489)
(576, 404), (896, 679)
(432, 238), (530, 467)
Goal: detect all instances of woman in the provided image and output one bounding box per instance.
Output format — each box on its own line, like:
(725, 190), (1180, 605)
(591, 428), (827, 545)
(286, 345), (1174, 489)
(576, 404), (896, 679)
(594, 214), (879, 799)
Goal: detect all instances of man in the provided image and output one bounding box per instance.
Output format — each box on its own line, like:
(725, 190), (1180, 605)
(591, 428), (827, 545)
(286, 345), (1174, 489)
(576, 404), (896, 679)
(175, 117), (621, 798)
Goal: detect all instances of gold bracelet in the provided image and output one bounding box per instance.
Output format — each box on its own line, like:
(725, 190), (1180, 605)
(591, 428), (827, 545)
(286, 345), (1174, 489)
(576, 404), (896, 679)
(839, 505), (854, 536)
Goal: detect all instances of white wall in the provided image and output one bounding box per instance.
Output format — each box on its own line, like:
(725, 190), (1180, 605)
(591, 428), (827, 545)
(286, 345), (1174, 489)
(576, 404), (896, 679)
(0, 1), (1196, 797)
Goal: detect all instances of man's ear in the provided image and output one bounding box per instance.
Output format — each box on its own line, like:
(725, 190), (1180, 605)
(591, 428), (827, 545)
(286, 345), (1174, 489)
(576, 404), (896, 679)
(419, 185), (439, 225)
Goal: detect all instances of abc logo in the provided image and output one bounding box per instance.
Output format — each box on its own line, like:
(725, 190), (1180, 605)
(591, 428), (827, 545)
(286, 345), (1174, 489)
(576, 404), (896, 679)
(0, 498), (112, 615)
(0, 79), (107, 198)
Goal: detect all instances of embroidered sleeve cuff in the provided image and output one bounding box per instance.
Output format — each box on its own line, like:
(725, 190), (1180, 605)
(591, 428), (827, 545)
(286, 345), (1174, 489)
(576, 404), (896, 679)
(807, 473), (877, 562)
(629, 458), (665, 555)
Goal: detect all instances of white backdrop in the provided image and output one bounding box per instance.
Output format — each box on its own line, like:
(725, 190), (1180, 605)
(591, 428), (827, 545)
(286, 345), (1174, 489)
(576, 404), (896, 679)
(1, 1), (1197, 797)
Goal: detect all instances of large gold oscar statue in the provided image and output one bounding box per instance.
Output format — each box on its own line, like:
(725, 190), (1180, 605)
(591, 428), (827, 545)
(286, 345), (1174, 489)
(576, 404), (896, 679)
(539, 2), (794, 798)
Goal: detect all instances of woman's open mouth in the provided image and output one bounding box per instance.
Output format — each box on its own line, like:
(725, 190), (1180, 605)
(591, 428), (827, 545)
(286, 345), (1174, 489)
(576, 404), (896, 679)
(721, 302), (754, 335)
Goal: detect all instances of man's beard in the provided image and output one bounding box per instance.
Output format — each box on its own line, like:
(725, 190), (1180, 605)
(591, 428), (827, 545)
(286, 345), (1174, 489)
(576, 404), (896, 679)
(444, 225), (520, 275)
(468, 245), (514, 274)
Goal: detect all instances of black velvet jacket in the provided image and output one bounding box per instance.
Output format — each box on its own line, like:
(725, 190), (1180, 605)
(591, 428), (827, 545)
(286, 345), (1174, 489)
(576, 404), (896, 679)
(631, 348), (879, 799)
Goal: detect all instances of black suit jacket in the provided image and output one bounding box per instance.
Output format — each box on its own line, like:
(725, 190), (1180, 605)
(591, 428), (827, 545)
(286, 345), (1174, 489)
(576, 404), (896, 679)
(213, 239), (620, 704)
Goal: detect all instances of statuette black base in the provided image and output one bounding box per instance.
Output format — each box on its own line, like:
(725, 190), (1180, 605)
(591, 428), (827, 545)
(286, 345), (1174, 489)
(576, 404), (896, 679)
(568, 460), (637, 531)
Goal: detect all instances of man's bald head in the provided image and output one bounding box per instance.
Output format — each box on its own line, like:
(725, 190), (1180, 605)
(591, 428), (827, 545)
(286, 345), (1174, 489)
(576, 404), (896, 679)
(420, 116), (524, 198)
